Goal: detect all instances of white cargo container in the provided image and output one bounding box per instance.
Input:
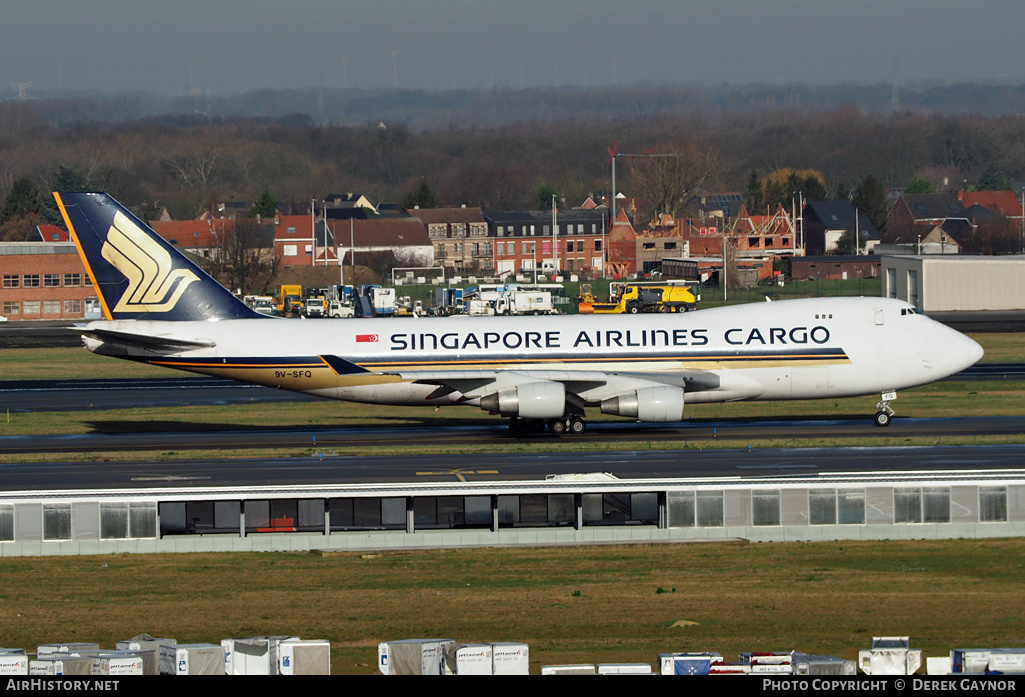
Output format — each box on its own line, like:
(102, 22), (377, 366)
(445, 644), (492, 676)
(987, 650), (1025, 673)
(492, 642), (529, 676)
(29, 655), (93, 676)
(541, 664), (595, 675)
(597, 663), (653, 674)
(952, 649), (993, 674)
(379, 639), (454, 676)
(222, 636), (298, 675)
(277, 639), (331, 676)
(859, 637), (922, 675)
(90, 651), (144, 676)
(160, 643), (225, 676)
(927, 657), (953, 675)
(116, 634), (175, 676)
(952, 648), (1025, 674)
(0, 650), (27, 676)
(740, 652), (793, 675)
(36, 643), (99, 659)
(792, 653), (857, 675)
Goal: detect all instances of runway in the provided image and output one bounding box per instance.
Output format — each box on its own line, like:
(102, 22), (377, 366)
(4, 415), (1025, 456)
(3, 443), (1025, 492)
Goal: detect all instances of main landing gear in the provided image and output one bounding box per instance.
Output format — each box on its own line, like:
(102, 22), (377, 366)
(508, 415), (587, 436)
(874, 391), (896, 427)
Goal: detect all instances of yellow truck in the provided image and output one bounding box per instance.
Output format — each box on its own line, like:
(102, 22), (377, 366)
(578, 282), (696, 314)
(275, 284), (305, 316)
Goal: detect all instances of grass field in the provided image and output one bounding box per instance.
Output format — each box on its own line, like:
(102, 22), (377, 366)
(1, 540), (1023, 674)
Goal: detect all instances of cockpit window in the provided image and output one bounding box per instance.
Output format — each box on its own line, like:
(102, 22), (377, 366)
(900, 307), (925, 316)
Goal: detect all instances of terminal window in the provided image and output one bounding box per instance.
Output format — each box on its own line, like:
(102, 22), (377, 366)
(979, 486), (1007, 523)
(810, 489), (866, 525)
(894, 487), (950, 524)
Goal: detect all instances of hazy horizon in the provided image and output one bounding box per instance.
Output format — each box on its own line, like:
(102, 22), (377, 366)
(4, 0), (1025, 99)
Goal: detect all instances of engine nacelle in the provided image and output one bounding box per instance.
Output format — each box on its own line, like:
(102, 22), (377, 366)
(479, 381), (566, 419)
(601, 385), (685, 422)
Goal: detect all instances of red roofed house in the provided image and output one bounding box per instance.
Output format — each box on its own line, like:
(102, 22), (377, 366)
(150, 219), (221, 259)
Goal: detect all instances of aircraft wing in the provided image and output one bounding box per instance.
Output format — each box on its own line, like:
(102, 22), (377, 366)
(385, 368), (721, 402)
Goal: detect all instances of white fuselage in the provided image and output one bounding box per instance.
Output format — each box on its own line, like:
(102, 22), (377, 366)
(83, 297), (983, 411)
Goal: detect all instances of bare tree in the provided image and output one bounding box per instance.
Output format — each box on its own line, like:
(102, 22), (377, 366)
(629, 139), (722, 224)
(208, 218), (279, 295)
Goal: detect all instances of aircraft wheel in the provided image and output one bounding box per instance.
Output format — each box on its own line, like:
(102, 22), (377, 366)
(549, 419), (568, 435)
(569, 418), (586, 435)
(874, 410), (892, 427)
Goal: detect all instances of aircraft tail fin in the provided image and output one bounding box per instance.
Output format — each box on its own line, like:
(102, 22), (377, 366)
(54, 191), (262, 321)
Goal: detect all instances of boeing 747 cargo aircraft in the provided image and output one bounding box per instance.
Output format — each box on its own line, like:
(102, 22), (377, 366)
(55, 192), (983, 435)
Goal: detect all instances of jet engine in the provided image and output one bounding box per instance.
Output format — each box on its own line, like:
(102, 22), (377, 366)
(479, 381), (566, 419)
(601, 385), (685, 422)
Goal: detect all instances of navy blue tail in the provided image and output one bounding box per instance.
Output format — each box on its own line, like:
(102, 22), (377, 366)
(55, 192), (261, 321)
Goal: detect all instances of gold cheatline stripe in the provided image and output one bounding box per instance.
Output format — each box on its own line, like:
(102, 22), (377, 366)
(53, 192), (113, 321)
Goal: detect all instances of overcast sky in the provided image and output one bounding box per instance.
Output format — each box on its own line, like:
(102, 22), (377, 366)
(4, 0), (1025, 97)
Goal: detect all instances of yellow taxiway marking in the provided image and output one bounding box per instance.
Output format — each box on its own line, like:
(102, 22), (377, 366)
(417, 469), (499, 482)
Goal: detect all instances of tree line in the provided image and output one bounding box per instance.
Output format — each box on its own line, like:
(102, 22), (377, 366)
(1, 98), (1022, 239)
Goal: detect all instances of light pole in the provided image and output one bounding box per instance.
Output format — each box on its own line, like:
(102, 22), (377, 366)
(552, 193), (558, 276)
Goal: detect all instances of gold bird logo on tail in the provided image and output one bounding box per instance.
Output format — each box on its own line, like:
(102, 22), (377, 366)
(101, 210), (199, 313)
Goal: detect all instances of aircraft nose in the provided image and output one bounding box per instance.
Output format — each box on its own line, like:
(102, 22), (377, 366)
(964, 334), (984, 368)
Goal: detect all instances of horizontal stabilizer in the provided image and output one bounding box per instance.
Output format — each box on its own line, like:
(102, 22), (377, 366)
(78, 327), (216, 351)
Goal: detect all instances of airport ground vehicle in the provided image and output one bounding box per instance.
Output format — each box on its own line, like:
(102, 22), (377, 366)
(303, 296), (327, 318)
(244, 295), (278, 316)
(579, 282), (696, 314)
(358, 285), (396, 317)
(434, 288), (465, 316)
(55, 191), (984, 436)
(494, 290), (554, 315)
(328, 300), (355, 318)
(275, 285), (305, 316)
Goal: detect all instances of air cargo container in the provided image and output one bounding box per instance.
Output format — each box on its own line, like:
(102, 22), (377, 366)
(858, 637), (922, 675)
(222, 636), (298, 675)
(29, 654), (93, 676)
(36, 643), (99, 659)
(116, 635), (176, 676)
(90, 650), (144, 676)
(492, 642), (529, 675)
(0, 650), (27, 676)
(160, 643), (225, 676)
(445, 644), (492, 676)
(952, 648), (1025, 674)
(792, 652), (857, 675)
(277, 639), (331, 676)
(659, 652), (723, 675)
(597, 663), (653, 674)
(378, 639), (455, 676)
(541, 664), (595, 675)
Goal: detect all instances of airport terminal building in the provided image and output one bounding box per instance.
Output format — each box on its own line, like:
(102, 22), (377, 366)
(2, 463), (1023, 556)
(0, 242), (100, 320)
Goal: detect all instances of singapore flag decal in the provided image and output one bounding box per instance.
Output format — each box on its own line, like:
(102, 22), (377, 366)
(356, 334), (379, 343)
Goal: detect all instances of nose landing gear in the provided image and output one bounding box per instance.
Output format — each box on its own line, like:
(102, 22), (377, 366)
(874, 391), (896, 427)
